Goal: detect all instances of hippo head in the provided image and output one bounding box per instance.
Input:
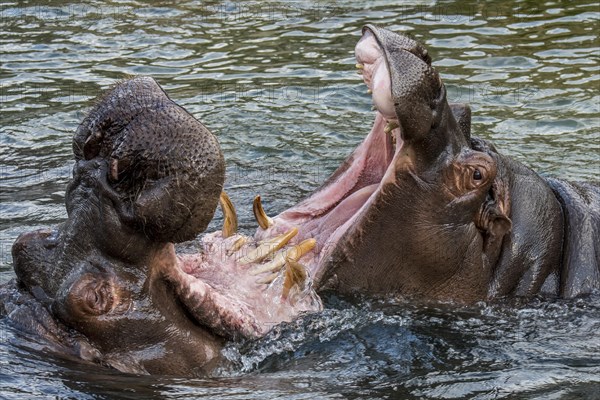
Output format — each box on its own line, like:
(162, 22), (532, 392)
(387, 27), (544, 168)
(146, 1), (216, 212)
(8, 76), (328, 376)
(11, 77), (227, 375)
(255, 25), (514, 302)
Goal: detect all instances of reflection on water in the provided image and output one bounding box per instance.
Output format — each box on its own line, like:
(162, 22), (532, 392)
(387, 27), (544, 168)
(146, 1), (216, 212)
(1, 0), (598, 398)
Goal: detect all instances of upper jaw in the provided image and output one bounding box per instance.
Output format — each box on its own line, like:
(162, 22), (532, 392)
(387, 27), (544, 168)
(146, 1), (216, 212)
(355, 28), (397, 122)
(355, 26), (404, 162)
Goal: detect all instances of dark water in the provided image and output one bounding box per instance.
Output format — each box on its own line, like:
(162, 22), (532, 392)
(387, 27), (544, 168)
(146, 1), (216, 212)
(1, 0), (599, 398)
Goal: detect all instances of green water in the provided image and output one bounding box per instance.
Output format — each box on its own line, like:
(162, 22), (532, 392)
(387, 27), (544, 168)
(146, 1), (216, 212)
(1, 1), (599, 398)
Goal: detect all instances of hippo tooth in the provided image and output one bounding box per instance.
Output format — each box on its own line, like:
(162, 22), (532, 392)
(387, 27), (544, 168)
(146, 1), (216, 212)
(239, 228), (298, 265)
(250, 238), (316, 275)
(227, 236), (249, 256)
(219, 191), (238, 238)
(371, 105), (377, 111)
(253, 195), (274, 230)
(255, 271), (279, 285)
(356, 63), (364, 69)
(367, 89), (372, 94)
(282, 258), (308, 300)
(384, 120), (399, 135)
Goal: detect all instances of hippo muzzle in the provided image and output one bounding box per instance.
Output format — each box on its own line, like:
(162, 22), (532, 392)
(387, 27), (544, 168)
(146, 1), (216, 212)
(71, 76), (225, 244)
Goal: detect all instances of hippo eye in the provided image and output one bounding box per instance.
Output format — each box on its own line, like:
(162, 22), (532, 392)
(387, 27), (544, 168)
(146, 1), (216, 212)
(473, 169), (483, 181)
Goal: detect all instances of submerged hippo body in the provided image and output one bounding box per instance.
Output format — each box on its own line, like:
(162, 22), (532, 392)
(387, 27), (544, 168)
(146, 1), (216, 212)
(1, 26), (599, 376)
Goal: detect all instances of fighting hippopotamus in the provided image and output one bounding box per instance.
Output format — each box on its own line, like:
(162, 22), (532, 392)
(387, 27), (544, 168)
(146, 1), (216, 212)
(0, 76), (324, 375)
(1, 25), (598, 376)
(261, 25), (600, 302)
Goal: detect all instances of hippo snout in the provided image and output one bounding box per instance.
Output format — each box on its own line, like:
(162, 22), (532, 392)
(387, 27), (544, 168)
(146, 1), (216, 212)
(69, 76), (225, 244)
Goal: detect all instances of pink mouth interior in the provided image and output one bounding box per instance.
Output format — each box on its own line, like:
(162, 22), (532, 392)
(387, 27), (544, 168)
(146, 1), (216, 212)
(169, 29), (404, 340)
(257, 29), (403, 272)
(259, 112), (401, 270)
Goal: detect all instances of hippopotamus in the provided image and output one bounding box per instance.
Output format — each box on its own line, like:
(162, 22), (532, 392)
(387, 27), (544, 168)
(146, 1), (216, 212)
(1, 25), (598, 376)
(0, 76), (324, 376)
(258, 25), (600, 302)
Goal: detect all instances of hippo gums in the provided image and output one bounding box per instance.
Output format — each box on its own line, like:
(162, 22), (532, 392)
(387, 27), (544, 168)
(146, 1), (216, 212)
(1, 25), (599, 376)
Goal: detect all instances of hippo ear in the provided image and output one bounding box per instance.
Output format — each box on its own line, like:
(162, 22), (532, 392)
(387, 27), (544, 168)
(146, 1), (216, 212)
(481, 209), (511, 244)
(476, 180), (512, 258)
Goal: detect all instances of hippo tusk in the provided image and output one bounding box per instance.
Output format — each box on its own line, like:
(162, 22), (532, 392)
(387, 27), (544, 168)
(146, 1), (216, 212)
(367, 89), (372, 94)
(355, 63), (364, 69)
(227, 236), (248, 256)
(282, 258), (308, 300)
(219, 191), (238, 238)
(250, 238), (316, 275)
(239, 228), (298, 265)
(255, 271), (279, 285)
(384, 120), (399, 135)
(253, 195), (274, 230)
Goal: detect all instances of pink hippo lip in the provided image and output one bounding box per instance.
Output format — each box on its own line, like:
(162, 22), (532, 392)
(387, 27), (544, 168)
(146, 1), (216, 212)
(168, 29), (404, 340)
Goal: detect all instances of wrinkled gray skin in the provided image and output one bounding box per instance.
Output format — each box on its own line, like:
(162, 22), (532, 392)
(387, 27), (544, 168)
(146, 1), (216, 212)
(1, 27), (598, 377)
(317, 25), (600, 302)
(1, 77), (226, 375)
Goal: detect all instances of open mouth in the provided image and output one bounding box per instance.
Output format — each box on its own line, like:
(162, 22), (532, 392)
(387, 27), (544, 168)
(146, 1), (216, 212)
(167, 27), (407, 340)
(256, 27), (404, 277)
